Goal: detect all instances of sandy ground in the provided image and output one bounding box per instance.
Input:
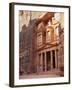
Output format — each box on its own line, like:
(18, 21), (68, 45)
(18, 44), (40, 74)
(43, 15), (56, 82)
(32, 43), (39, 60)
(19, 69), (64, 79)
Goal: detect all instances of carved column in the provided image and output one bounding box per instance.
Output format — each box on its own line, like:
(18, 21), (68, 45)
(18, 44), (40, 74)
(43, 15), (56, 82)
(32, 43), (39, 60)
(45, 52), (47, 72)
(51, 51), (53, 70)
(37, 54), (39, 73)
(40, 53), (43, 72)
(55, 50), (58, 68)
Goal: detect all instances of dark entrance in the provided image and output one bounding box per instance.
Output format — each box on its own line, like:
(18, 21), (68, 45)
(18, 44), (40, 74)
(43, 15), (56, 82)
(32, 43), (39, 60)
(39, 54), (41, 66)
(46, 51), (51, 71)
(52, 50), (55, 68)
(42, 53), (45, 71)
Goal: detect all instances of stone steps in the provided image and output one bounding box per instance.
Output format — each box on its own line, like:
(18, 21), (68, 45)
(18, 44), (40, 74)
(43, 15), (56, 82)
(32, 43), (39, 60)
(38, 69), (62, 76)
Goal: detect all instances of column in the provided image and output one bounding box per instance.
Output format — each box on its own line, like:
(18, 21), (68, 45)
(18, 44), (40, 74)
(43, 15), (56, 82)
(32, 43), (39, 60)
(55, 50), (58, 68)
(37, 54), (39, 73)
(56, 49), (58, 68)
(51, 51), (53, 70)
(45, 52), (47, 72)
(40, 53), (43, 72)
(38, 53), (41, 73)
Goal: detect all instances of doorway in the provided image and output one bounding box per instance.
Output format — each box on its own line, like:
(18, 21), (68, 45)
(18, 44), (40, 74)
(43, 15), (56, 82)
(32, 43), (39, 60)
(42, 53), (45, 71)
(52, 50), (55, 68)
(46, 51), (51, 71)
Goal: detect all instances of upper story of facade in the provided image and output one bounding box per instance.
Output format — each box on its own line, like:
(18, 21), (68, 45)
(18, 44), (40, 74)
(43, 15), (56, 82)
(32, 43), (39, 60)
(35, 12), (64, 50)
